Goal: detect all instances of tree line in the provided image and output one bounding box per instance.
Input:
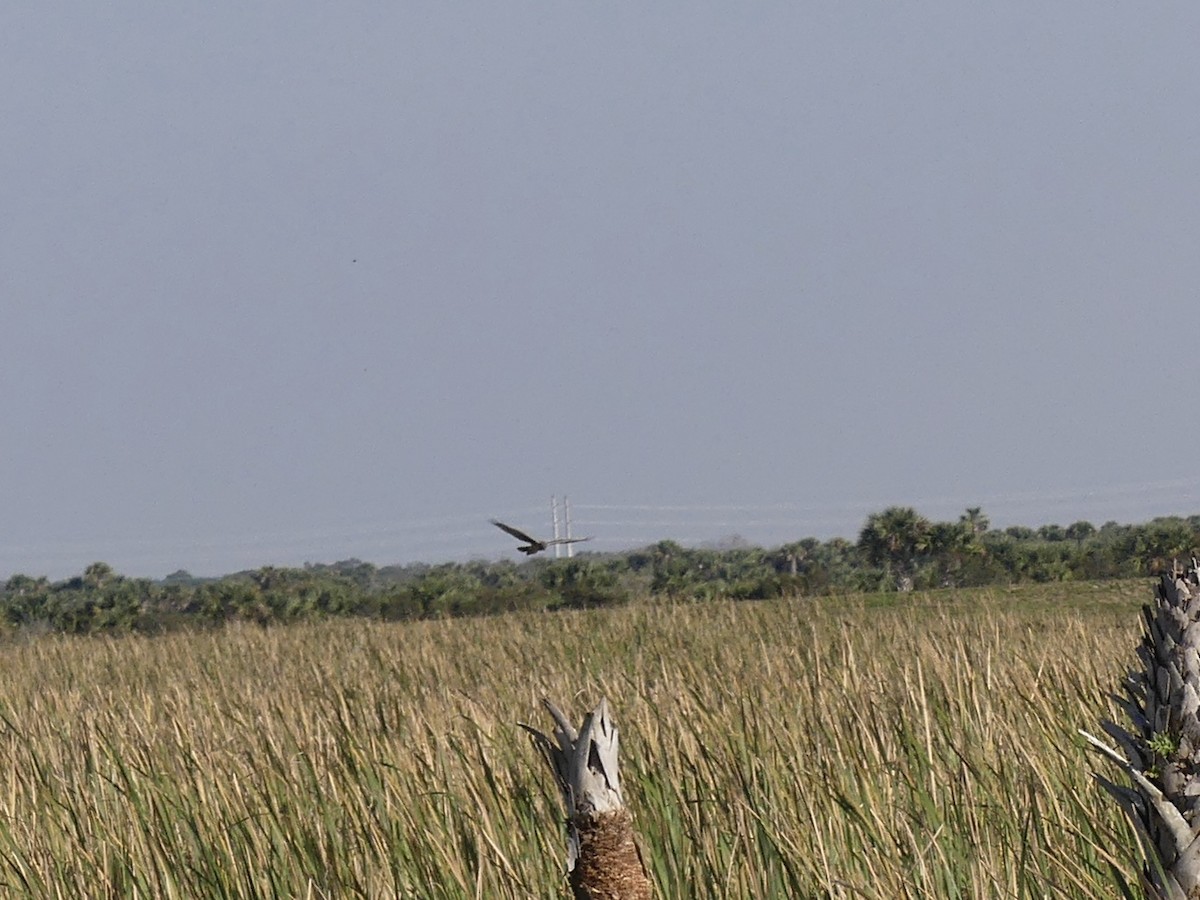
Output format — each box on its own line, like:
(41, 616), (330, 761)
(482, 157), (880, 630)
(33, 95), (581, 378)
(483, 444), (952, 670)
(1, 507), (1197, 637)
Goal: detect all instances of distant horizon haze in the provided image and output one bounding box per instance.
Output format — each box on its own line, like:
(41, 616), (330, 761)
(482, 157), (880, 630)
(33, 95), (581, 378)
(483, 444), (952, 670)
(3, 4), (1199, 581)
(4, 479), (1199, 581)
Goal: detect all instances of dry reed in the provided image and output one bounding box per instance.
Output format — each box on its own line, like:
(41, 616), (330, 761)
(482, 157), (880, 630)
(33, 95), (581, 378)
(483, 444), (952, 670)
(0, 581), (1145, 898)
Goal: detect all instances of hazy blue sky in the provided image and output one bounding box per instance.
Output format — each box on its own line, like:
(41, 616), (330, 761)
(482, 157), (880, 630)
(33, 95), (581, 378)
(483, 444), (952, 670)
(4, 4), (1200, 579)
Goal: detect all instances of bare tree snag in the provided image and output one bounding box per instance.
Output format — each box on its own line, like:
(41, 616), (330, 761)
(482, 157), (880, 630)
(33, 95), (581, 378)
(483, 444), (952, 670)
(1081, 561), (1200, 899)
(521, 698), (653, 900)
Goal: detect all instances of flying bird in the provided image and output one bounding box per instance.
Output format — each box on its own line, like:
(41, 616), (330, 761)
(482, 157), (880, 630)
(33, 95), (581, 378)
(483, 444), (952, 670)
(490, 519), (593, 556)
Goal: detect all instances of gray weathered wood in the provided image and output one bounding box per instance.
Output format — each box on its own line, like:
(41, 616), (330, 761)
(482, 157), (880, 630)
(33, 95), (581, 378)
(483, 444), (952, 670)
(521, 698), (652, 900)
(1082, 561), (1200, 899)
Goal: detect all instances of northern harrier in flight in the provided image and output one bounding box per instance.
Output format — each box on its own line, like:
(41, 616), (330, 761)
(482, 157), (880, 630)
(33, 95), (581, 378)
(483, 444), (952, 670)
(490, 519), (593, 556)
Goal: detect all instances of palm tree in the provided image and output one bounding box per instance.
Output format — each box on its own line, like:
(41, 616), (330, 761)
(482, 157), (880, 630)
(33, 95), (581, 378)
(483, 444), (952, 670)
(927, 521), (977, 588)
(857, 507), (932, 590)
(1065, 520), (1096, 546)
(83, 561), (116, 590)
(1136, 518), (1197, 575)
(959, 506), (990, 536)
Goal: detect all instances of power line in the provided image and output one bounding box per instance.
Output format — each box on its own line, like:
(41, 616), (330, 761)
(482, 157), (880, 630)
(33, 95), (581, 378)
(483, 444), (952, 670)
(5, 479), (1200, 580)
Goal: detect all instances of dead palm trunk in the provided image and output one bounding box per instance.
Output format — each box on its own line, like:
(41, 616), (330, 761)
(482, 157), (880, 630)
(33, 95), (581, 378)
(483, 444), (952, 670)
(1081, 561), (1200, 899)
(521, 698), (653, 900)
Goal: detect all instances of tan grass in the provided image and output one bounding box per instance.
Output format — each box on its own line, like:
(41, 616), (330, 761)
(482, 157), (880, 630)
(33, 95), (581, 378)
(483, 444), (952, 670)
(0, 582), (1146, 897)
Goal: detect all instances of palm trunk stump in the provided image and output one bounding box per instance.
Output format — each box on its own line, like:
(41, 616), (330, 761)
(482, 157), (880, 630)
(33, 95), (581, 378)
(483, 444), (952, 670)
(522, 698), (653, 900)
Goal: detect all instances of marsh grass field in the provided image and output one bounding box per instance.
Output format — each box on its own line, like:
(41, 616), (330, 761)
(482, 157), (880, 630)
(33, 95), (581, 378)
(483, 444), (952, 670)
(0, 581), (1152, 898)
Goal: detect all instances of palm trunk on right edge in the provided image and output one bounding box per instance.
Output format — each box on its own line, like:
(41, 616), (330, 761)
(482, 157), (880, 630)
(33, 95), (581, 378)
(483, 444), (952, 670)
(1082, 562), (1200, 899)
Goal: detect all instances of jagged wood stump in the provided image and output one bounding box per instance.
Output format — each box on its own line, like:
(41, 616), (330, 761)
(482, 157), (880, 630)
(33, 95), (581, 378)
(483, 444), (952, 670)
(1081, 562), (1200, 899)
(521, 698), (653, 900)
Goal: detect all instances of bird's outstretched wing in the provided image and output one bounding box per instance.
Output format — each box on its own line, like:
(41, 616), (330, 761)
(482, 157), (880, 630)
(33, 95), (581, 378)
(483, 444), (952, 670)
(491, 519), (541, 545)
(547, 536), (593, 546)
